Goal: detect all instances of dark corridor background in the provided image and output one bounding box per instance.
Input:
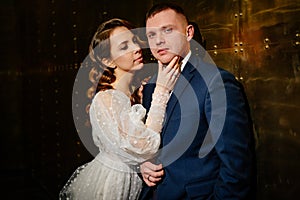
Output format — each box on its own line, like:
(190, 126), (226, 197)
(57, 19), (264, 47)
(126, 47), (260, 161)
(1, 0), (300, 199)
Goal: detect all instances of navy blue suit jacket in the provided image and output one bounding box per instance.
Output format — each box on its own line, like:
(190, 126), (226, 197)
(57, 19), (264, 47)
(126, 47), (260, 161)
(139, 54), (256, 200)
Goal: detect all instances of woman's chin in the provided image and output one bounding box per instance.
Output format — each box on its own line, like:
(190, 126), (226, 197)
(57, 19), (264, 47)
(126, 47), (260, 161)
(133, 63), (144, 71)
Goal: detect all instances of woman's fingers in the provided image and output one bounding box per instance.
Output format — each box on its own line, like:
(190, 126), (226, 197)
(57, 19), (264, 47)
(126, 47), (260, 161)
(163, 56), (179, 73)
(158, 60), (163, 73)
(158, 56), (180, 74)
(170, 65), (180, 78)
(156, 56), (181, 92)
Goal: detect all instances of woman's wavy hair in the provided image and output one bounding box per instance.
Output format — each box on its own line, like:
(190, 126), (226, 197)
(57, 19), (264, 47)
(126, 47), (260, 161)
(87, 18), (143, 105)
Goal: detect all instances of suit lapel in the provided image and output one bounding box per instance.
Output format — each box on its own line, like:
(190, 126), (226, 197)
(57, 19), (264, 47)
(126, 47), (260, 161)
(142, 83), (156, 112)
(162, 57), (197, 135)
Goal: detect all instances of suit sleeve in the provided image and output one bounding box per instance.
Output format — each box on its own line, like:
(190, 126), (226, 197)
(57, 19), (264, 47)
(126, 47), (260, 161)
(206, 71), (256, 199)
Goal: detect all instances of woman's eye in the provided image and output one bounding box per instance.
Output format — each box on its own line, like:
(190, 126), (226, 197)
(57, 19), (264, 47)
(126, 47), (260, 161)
(120, 45), (128, 50)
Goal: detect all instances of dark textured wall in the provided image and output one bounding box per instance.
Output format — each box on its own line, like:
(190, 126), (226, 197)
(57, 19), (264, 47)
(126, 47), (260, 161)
(1, 0), (299, 199)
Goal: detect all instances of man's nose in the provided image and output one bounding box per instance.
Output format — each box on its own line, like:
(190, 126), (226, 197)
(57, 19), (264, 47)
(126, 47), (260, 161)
(155, 32), (165, 46)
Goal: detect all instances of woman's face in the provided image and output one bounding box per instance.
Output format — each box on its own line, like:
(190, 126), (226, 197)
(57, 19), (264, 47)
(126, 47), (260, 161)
(109, 26), (143, 72)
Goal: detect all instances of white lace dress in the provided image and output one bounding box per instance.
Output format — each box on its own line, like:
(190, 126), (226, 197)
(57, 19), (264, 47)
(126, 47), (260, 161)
(59, 89), (167, 200)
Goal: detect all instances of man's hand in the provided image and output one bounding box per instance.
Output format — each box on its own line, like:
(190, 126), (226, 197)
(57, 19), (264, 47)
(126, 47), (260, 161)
(140, 161), (164, 187)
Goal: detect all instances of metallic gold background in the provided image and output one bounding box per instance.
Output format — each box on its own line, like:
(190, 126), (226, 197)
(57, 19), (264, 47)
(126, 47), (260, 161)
(1, 0), (299, 199)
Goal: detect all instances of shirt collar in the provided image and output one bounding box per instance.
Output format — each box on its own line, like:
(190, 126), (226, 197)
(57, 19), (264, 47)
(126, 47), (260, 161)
(180, 50), (191, 72)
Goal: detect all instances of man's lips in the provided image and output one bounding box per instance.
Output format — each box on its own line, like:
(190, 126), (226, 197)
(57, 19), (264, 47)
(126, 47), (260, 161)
(157, 48), (168, 55)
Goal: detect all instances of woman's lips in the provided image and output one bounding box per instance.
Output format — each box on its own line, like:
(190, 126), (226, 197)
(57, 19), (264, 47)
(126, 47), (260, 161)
(134, 56), (143, 63)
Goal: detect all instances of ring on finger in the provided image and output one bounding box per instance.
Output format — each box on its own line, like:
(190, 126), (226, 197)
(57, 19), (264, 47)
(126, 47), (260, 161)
(147, 175), (151, 181)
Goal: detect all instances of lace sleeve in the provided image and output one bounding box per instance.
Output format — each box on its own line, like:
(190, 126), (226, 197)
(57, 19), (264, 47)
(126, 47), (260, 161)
(145, 89), (171, 133)
(91, 90), (162, 163)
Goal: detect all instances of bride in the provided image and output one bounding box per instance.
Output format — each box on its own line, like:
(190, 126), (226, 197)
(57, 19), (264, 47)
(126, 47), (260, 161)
(59, 18), (180, 200)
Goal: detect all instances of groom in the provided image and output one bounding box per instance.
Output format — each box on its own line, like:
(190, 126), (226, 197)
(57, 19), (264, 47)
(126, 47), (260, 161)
(140, 2), (256, 200)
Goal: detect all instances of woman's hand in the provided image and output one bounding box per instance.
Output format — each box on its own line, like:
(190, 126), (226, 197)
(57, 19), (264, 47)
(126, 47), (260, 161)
(156, 56), (181, 93)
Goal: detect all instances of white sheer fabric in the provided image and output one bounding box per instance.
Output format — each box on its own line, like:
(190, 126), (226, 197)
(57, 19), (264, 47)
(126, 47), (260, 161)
(59, 89), (168, 200)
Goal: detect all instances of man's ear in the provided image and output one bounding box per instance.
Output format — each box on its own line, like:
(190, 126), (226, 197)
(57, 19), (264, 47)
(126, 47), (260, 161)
(186, 25), (194, 42)
(101, 58), (115, 68)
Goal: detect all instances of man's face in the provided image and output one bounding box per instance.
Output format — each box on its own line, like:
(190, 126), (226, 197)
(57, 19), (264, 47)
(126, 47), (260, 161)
(146, 9), (192, 64)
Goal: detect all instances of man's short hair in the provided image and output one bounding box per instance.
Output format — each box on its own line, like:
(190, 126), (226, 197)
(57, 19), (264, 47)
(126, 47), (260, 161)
(145, 2), (189, 23)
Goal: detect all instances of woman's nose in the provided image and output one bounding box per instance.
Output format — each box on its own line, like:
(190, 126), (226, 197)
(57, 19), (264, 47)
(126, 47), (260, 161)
(133, 43), (142, 53)
(134, 48), (142, 55)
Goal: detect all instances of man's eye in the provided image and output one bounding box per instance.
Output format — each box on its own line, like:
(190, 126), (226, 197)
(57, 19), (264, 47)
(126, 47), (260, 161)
(164, 28), (172, 34)
(147, 33), (155, 39)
